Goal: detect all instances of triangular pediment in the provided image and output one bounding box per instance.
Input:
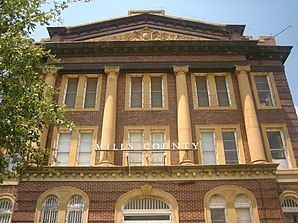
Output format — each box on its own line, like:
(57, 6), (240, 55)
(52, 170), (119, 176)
(84, 28), (211, 42)
(47, 12), (245, 42)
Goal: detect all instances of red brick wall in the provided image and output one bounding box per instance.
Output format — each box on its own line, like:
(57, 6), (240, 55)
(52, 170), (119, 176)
(10, 179), (284, 223)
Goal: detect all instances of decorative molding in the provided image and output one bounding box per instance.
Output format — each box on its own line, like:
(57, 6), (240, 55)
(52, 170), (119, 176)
(173, 65), (189, 76)
(86, 28), (207, 42)
(23, 164), (279, 182)
(104, 66), (120, 76)
(235, 65), (251, 73)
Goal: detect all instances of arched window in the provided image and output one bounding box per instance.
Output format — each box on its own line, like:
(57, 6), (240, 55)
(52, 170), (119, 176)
(40, 196), (59, 223)
(123, 197), (171, 222)
(66, 195), (84, 223)
(209, 195), (227, 223)
(282, 197), (298, 223)
(0, 199), (13, 223)
(35, 187), (89, 223)
(234, 195), (252, 223)
(205, 186), (259, 223)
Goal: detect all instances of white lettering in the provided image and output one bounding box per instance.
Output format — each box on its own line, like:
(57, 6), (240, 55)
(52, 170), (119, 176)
(192, 143), (199, 150)
(143, 143), (150, 149)
(172, 143), (180, 150)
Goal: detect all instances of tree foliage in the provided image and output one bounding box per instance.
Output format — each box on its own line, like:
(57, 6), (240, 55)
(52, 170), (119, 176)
(0, 0), (90, 182)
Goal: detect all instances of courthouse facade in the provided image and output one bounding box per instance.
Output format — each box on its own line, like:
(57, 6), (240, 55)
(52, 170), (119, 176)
(1, 10), (298, 223)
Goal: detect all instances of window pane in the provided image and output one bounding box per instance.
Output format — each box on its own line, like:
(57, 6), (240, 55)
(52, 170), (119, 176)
(284, 213), (298, 223)
(56, 133), (71, 166)
(130, 77), (143, 108)
(77, 133), (93, 166)
(196, 76), (210, 107)
(151, 77), (163, 107)
(210, 209), (226, 223)
(236, 208), (251, 223)
(84, 77), (98, 108)
(128, 132), (143, 166)
(267, 131), (286, 159)
(65, 78), (79, 108)
(201, 132), (216, 164)
(66, 196), (84, 223)
(222, 132), (238, 164)
(215, 76), (230, 107)
(254, 75), (275, 106)
(40, 196), (59, 223)
(0, 199), (13, 223)
(151, 132), (165, 165)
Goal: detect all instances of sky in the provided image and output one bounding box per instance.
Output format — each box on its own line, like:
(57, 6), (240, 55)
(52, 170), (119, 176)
(33, 0), (298, 107)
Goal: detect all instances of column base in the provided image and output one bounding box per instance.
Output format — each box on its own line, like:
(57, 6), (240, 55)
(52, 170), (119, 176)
(179, 159), (195, 166)
(251, 159), (267, 164)
(99, 160), (115, 166)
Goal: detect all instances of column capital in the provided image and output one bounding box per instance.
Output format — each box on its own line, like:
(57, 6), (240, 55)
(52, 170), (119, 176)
(104, 66), (120, 77)
(42, 67), (59, 77)
(173, 65), (189, 76)
(235, 65), (251, 74)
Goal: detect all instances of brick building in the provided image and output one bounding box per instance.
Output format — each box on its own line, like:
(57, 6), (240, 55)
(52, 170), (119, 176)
(1, 10), (298, 223)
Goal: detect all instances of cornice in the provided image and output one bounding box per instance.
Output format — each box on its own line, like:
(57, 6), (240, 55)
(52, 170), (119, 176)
(47, 13), (240, 41)
(23, 164), (278, 182)
(44, 40), (291, 64)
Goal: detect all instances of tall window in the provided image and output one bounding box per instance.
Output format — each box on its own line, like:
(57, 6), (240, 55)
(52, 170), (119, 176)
(60, 74), (101, 110)
(266, 130), (289, 169)
(128, 131), (144, 166)
(222, 131), (239, 164)
(200, 131), (217, 165)
(66, 196), (84, 223)
(215, 76), (230, 107)
(52, 127), (97, 166)
(84, 77), (98, 108)
(151, 131), (166, 165)
(77, 133), (93, 166)
(197, 126), (244, 165)
(126, 74), (167, 110)
(209, 195), (227, 223)
(254, 75), (275, 106)
(56, 133), (71, 166)
(150, 77), (163, 107)
(195, 76), (210, 107)
(130, 77), (143, 108)
(40, 196), (59, 223)
(192, 73), (235, 109)
(251, 73), (280, 109)
(282, 197), (298, 223)
(65, 78), (79, 108)
(0, 199), (13, 223)
(125, 126), (169, 166)
(235, 195), (252, 223)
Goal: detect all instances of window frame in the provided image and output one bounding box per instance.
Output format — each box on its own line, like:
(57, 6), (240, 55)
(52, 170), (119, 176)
(35, 187), (89, 223)
(123, 126), (170, 166)
(59, 74), (102, 111)
(125, 73), (168, 110)
(280, 191), (298, 223)
(191, 72), (236, 110)
(196, 125), (245, 165)
(261, 124), (296, 170)
(0, 194), (15, 223)
(204, 186), (259, 223)
(51, 126), (98, 166)
(250, 72), (281, 109)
